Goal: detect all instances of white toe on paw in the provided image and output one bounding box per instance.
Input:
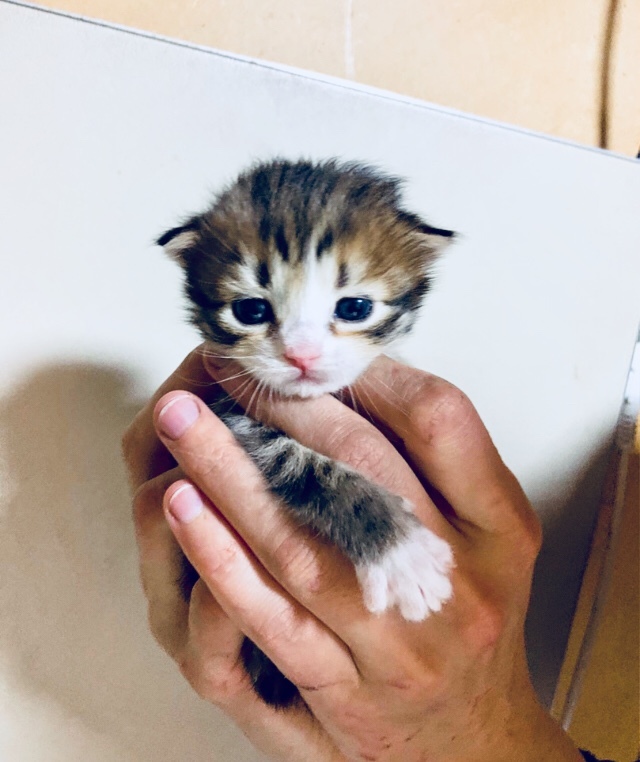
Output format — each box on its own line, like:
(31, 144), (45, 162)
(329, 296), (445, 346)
(356, 526), (454, 621)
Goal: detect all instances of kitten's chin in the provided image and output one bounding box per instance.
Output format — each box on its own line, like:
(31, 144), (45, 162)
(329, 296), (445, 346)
(276, 377), (346, 399)
(249, 358), (378, 399)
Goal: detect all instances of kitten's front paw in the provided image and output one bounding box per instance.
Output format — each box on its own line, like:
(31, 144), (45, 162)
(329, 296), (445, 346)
(355, 523), (454, 621)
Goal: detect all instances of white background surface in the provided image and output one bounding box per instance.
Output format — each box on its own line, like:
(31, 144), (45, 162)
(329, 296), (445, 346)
(0, 2), (639, 759)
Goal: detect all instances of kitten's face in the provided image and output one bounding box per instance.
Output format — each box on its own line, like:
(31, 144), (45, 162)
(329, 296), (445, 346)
(159, 160), (453, 398)
(192, 243), (414, 398)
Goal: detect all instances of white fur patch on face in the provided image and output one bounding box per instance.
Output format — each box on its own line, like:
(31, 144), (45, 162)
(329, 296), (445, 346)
(264, 252), (385, 394)
(280, 251), (338, 346)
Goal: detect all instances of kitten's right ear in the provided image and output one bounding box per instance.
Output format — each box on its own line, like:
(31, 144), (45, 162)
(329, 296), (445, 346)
(156, 218), (200, 264)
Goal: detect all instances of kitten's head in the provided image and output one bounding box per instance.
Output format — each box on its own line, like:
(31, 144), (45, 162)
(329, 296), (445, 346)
(158, 159), (454, 398)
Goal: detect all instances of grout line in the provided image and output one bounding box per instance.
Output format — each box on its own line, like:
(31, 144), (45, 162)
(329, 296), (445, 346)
(344, 0), (355, 79)
(598, 0), (621, 148)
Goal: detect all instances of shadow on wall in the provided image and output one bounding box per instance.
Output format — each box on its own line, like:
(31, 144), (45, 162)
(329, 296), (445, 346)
(0, 363), (255, 762)
(526, 440), (611, 708)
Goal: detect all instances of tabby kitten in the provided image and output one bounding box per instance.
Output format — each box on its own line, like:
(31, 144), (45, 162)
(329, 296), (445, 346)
(158, 158), (455, 708)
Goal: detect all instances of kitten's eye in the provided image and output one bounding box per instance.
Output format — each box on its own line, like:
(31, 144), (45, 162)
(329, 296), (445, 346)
(334, 297), (373, 322)
(232, 298), (274, 325)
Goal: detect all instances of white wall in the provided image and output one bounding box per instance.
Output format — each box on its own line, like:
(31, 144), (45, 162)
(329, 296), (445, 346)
(0, 3), (638, 759)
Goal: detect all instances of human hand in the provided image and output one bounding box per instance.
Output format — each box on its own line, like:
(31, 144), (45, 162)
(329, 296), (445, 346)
(123, 349), (583, 762)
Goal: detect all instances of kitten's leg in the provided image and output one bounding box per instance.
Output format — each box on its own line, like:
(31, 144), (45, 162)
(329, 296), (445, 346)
(205, 410), (453, 708)
(221, 412), (454, 622)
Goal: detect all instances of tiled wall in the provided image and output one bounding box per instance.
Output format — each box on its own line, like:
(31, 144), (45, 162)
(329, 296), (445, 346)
(34, 0), (639, 155)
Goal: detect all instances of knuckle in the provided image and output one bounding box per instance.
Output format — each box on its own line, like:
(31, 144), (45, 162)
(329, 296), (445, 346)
(177, 655), (207, 698)
(333, 425), (388, 481)
(502, 499), (543, 569)
(480, 483), (539, 544)
(177, 652), (230, 702)
(197, 436), (246, 484)
(408, 379), (476, 446)
(519, 509), (543, 561)
(464, 597), (506, 655)
(198, 538), (242, 583)
(177, 633), (248, 705)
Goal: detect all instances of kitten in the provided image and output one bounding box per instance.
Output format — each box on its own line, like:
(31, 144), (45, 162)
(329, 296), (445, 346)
(157, 158), (455, 708)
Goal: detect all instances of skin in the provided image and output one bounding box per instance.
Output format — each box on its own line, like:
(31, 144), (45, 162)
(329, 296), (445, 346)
(122, 347), (585, 762)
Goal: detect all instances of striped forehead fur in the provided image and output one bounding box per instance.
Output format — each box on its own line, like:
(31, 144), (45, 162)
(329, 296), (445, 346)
(189, 162), (443, 280)
(157, 158), (454, 388)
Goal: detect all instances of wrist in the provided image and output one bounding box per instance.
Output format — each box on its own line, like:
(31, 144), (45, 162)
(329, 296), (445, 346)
(469, 675), (584, 762)
(431, 647), (584, 762)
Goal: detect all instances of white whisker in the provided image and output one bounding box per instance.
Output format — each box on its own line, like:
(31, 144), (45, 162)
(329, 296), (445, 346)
(351, 384), (376, 424)
(197, 349), (250, 361)
(245, 378), (264, 420)
(368, 373), (407, 403)
(358, 380), (385, 422)
(216, 368), (254, 384)
(347, 384), (359, 416)
(173, 372), (218, 388)
(362, 377), (411, 438)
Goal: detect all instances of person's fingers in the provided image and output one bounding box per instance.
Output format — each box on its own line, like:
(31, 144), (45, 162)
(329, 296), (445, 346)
(132, 467), (191, 657)
(152, 393), (462, 688)
(177, 529), (470, 762)
(122, 346), (217, 491)
(132, 465), (250, 681)
(353, 356), (540, 542)
(164, 479), (360, 708)
(203, 357), (449, 534)
(182, 582), (344, 762)
(179, 578), (254, 706)
(166, 482), (499, 760)
(153, 391), (429, 624)
(151, 542), (343, 762)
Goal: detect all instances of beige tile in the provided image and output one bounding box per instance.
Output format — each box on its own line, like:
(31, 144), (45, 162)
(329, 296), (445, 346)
(34, 0), (347, 76)
(610, 0), (640, 156)
(33, 0), (639, 155)
(351, 0), (607, 147)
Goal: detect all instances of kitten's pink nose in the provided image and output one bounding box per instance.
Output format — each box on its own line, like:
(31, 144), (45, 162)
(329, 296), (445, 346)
(283, 347), (321, 373)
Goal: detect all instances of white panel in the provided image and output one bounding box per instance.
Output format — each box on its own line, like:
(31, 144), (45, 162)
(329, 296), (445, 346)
(0, 2), (638, 758)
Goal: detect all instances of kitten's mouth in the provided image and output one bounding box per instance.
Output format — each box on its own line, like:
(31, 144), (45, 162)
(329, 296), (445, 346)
(294, 368), (322, 382)
(279, 370), (338, 398)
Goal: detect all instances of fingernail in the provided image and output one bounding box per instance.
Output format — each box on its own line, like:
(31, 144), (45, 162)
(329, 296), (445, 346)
(157, 395), (200, 439)
(168, 483), (203, 523)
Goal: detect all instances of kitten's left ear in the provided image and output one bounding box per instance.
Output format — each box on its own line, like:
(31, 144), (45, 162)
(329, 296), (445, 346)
(398, 211), (456, 257)
(156, 218), (200, 264)
(416, 222), (456, 257)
